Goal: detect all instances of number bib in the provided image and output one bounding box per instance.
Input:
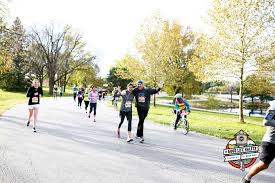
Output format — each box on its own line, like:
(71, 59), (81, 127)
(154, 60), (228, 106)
(32, 97), (39, 103)
(125, 101), (132, 108)
(138, 96), (145, 103)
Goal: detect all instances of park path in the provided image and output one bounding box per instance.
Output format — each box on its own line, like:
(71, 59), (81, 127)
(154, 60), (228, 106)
(0, 97), (274, 183)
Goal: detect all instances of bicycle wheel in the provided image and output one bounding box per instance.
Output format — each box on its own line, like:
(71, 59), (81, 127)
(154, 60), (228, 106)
(181, 118), (189, 135)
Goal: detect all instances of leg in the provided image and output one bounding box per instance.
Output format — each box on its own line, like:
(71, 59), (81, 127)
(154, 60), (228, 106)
(136, 108), (148, 138)
(89, 103), (93, 117)
(28, 109), (34, 122)
(126, 111), (132, 138)
(117, 111), (126, 138)
(246, 161), (269, 180)
(79, 99), (82, 108)
(93, 103), (97, 121)
(174, 112), (181, 129)
(245, 142), (275, 181)
(118, 111), (126, 129)
(33, 107), (39, 128)
(85, 101), (89, 111)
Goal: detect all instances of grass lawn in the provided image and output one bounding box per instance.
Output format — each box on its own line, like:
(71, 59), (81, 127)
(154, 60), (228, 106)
(0, 89), (27, 115)
(0, 88), (72, 115)
(111, 101), (265, 144)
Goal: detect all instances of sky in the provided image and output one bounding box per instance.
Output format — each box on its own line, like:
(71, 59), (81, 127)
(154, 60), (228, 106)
(5, 0), (212, 77)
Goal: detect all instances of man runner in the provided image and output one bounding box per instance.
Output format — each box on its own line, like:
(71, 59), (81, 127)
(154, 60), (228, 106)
(132, 80), (161, 143)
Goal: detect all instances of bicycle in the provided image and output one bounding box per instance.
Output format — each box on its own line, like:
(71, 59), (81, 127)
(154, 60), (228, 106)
(171, 109), (190, 135)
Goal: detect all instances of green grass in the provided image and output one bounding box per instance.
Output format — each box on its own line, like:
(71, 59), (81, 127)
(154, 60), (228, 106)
(110, 101), (265, 144)
(0, 89), (27, 115)
(0, 88), (72, 115)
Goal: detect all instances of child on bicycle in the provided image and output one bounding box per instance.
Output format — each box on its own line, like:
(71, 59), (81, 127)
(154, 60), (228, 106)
(173, 93), (191, 130)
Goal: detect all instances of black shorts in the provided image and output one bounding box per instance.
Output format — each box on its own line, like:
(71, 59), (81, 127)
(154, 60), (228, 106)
(259, 142), (275, 164)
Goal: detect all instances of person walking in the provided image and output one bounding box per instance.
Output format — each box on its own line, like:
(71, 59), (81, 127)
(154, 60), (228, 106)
(88, 85), (98, 122)
(84, 88), (90, 113)
(72, 85), (78, 102)
(116, 83), (134, 142)
(132, 80), (161, 143)
(242, 101), (275, 183)
(53, 85), (58, 100)
(59, 86), (63, 98)
(26, 79), (43, 132)
(77, 87), (84, 108)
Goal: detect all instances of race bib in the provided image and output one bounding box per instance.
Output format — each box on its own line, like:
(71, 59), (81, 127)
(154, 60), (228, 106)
(138, 96), (145, 103)
(125, 101), (132, 108)
(32, 97), (39, 103)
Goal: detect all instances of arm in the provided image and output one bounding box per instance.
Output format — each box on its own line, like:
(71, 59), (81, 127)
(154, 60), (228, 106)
(148, 88), (161, 95)
(263, 110), (275, 127)
(184, 100), (191, 112)
(26, 87), (32, 97)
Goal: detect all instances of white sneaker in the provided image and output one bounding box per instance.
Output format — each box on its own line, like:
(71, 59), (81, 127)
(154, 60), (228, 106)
(127, 138), (133, 143)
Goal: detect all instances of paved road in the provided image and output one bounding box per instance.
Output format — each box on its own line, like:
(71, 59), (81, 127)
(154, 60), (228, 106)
(0, 98), (274, 183)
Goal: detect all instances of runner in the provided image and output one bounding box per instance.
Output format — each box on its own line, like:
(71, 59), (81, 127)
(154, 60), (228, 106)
(242, 101), (275, 183)
(84, 88), (90, 113)
(53, 85), (58, 100)
(59, 86), (63, 98)
(112, 87), (119, 105)
(88, 85), (98, 122)
(98, 89), (102, 101)
(26, 79), (43, 132)
(72, 85), (78, 102)
(116, 83), (134, 142)
(132, 80), (162, 143)
(77, 87), (84, 108)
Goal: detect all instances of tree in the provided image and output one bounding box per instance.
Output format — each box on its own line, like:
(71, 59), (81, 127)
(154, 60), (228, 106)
(244, 74), (275, 102)
(136, 13), (166, 106)
(68, 64), (99, 88)
(190, 0), (275, 123)
(29, 25), (95, 95)
(106, 67), (132, 89)
(115, 53), (145, 82)
(0, 18), (12, 74)
(159, 21), (202, 96)
(26, 42), (47, 88)
(0, 17), (29, 91)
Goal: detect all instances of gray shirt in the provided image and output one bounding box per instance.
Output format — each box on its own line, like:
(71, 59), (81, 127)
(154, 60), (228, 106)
(116, 90), (134, 112)
(262, 109), (275, 144)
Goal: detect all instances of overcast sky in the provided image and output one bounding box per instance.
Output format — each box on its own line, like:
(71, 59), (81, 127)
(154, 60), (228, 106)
(6, 0), (212, 77)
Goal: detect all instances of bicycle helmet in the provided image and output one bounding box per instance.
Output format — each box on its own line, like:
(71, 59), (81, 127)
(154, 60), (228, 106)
(174, 93), (182, 99)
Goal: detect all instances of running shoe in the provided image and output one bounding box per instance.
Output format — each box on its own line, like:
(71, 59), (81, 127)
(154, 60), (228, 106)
(127, 138), (133, 143)
(242, 177), (251, 183)
(93, 119), (96, 122)
(88, 115), (90, 118)
(27, 121), (30, 127)
(140, 137), (144, 143)
(33, 128), (37, 132)
(117, 129), (120, 138)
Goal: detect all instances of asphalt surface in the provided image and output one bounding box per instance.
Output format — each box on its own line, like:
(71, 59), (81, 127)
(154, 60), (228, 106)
(0, 97), (274, 183)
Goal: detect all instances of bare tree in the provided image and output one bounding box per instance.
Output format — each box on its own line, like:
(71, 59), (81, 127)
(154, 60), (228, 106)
(29, 25), (95, 95)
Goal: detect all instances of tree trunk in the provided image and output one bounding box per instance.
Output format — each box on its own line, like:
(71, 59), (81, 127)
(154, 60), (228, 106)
(63, 74), (67, 93)
(230, 90), (233, 103)
(39, 77), (43, 90)
(48, 72), (55, 96)
(239, 67), (245, 123)
(153, 81), (156, 107)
